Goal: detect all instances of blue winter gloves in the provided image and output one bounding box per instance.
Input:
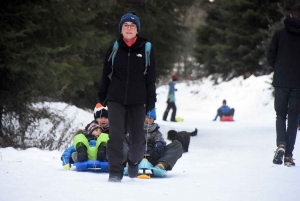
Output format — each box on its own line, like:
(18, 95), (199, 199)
(154, 141), (165, 156)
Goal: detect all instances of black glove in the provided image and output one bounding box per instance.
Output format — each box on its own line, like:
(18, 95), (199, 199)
(154, 141), (164, 156)
(146, 102), (155, 113)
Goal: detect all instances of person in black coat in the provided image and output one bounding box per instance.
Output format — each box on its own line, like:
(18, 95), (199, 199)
(98, 12), (157, 182)
(267, 3), (300, 167)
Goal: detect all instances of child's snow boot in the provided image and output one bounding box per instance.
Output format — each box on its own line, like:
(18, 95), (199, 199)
(155, 162), (168, 170)
(77, 145), (88, 162)
(97, 145), (107, 162)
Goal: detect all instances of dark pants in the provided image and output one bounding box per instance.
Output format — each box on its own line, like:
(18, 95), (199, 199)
(217, 108), (235, 117)
(163, 102), (177, 121)
(107, 101), (146, 179)
(274, 87), (300, 157)
(147, 140), (182, 171)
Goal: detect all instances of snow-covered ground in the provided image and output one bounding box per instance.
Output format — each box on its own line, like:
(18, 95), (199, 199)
(1, 73), (300, 201)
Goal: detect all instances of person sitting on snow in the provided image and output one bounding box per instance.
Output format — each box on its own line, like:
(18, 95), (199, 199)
(61, 122), (109, 170)
(141, 108), (182, 170)
(213, 99), (235, 121)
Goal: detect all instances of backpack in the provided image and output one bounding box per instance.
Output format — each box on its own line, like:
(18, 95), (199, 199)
(107, 41), (151, 80)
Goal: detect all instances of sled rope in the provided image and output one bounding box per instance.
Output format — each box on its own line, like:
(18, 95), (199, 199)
(144, 112), (151, 157)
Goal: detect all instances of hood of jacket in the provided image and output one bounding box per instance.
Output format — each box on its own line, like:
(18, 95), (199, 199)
(284, 18), (300, 35)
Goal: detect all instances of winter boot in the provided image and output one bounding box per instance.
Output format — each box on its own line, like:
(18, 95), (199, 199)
(97, 145), (107, 162)
(284, 157), (295, 167)
(127, 160), (139, 178)
(155, 162), (168, 170)
(76, 145), (88, 162)
(273, 145), (285, 165)
(71, 152), (78, 162)
(108, 175), (122, 182)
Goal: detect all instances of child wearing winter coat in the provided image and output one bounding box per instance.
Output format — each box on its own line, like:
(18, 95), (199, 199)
(85, 103), (109, 134)
(144, 108), (182, 170)
(61, 122), (109, 170)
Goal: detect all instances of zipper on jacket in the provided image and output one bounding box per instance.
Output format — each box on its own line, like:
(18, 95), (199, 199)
(124, 51), (130, 104)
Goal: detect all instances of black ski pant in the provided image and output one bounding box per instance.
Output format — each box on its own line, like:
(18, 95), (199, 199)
(147, 140), (182, 171)
(163, 102), (177, 121)
(107, 101), (146, 179)
(275, 87), (300, 157)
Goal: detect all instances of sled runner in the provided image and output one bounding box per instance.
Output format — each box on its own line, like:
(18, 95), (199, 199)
(73, 160), (109, 172)
(220, 116), (234, 121)
(123, 158), (167, 179)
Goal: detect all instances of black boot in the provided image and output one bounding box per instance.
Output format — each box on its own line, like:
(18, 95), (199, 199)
(97, 145), (108, 162)
(77, 146), (88, 162)
(127, 160), (139, 178)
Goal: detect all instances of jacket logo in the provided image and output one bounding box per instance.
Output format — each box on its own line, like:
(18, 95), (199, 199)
(136, 54), (142, 57)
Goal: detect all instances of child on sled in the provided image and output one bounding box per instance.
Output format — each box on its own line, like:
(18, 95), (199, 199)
(61, 122), (109, 170)
(141, 108), (182, 170)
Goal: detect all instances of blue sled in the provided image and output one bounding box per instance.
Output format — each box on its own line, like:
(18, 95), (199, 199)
(73, 160), (109, 172)
(123, 158), (167, 178)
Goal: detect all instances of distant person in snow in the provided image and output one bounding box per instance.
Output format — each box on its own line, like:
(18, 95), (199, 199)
(267, 3), (300, 167)
(163, 74), (178, 122)
(213, 99), (235, 121)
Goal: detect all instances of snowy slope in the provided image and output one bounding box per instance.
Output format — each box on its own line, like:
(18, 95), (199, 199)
(1, 74), (300, 201)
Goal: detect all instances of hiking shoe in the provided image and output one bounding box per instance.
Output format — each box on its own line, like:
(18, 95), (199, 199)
(284, 157), (295, 167)
(155, 162), (168, 170)
(273, 145), (285, 165)
(128, 160), (139, 178)
(108, 176), (122, 182)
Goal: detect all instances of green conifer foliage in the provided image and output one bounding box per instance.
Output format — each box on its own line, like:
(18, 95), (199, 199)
(195, 0), (283, 80)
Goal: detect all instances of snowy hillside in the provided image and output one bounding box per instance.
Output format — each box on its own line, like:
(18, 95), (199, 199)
(1, 73), (300, 201)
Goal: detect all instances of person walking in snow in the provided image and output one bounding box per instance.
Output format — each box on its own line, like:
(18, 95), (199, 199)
(163, 74), (178, 122)
(98, 12), (157, 182)
(143, 108), (182, 170)
(213, 99), (235, 121)
(267, 3), (300, 166)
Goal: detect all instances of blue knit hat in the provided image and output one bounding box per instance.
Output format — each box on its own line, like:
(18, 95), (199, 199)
(119, 12), (140, 32)
(146, 108), (156, 120)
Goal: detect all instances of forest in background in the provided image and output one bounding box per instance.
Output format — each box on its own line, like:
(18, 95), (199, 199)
(1, 0), (299, 148)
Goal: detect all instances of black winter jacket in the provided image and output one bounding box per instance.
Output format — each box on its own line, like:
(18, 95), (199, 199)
(98, 35), (157, 108)
(267, 18), (300, 88)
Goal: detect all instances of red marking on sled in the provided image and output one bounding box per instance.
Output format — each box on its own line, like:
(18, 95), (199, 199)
(220, 116), (234, 121)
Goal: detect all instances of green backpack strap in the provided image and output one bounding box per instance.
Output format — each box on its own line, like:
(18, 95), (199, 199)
(107, 41), (119, 80)
(144, 42), (152, 75)
(107, 41), (151, 78)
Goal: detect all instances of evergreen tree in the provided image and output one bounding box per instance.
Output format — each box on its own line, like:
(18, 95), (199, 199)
(194, 0), (283, 80)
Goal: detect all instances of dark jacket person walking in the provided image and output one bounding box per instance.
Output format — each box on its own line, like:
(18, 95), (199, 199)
(267, 3), (300, 167)
(98, 12), (157, 182)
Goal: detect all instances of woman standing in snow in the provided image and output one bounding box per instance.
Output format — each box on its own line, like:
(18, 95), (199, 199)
(98, 12), (157, 182)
